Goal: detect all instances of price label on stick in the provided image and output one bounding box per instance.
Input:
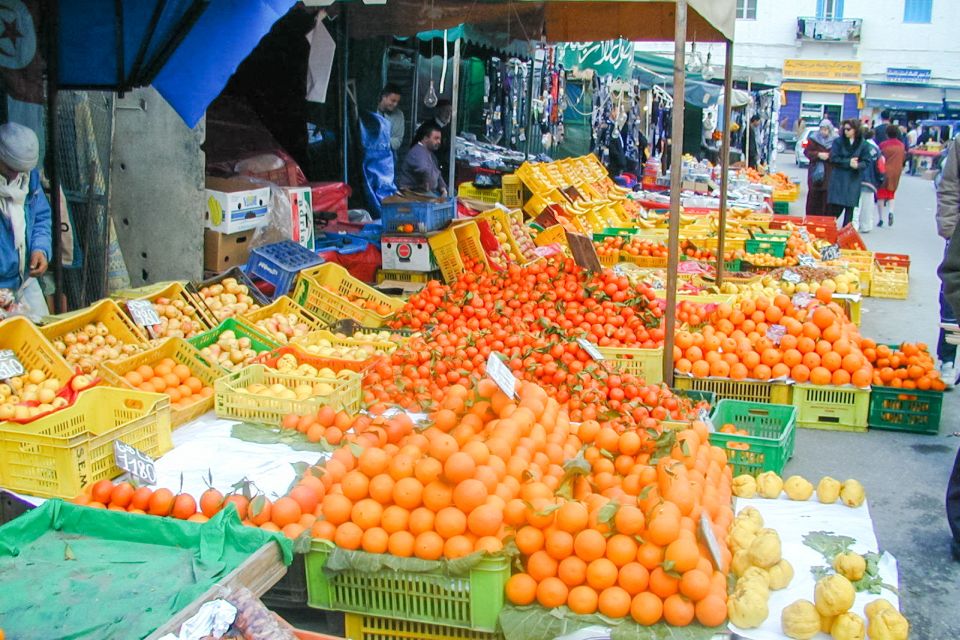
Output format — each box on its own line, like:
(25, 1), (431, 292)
(798, 254), (817, 267)
(792, 292), (813, 308)
(782, 269), (802, 284)
(820, 244), (841, 262)
(577, 338), (604, 361)
(0, 349), (25, 380)
(486, 352), (517, 399)
(766, 324), (787, 346)
(697, 408), (716, 433)
(126, 299), (161, 328)
(799, 227), (810, 243)
(113, 440), (157, 484)
(700, 513), (725, 570)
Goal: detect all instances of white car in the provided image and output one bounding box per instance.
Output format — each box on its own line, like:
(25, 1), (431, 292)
(794, 126), (818, 167)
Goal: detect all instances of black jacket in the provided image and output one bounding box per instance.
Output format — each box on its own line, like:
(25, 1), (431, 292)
(827, 137), (866, 207)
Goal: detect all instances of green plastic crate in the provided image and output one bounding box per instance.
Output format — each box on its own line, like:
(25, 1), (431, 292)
(345, 613), (503, 640)
(187, 317), (280, 358)
(772, 201), (790, 215)
(592, 227), (638, 240)
(708, 400), (797, 476)
(674, 376), (793, 405)
(745, 234), (787, 257)
(868, 387), (943, 435)
(792, 384), (870, 432)
(306, 544), (510, 632)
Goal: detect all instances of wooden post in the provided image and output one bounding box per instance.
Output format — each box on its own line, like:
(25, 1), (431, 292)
(717, 40), (734, 286)
(662, 0), (687, 386)
(447, 38), (461, 193)
(44, 0), (65, 313)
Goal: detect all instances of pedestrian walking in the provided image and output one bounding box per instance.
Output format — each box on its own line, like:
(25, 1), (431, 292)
(936, 135), (960, 386)
(855, 127), (882, 234)
(804, 119), (836, 217)
(873, 110), (892, 144)
(826, 119), (866, 227)
(877, 125), (907, 227)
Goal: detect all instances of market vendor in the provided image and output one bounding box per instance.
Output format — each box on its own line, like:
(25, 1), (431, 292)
(396, 122), (448, 197)
(427, 99), (453, 177)
(377, 83), (405, 156)
(0, 122), (51, 321)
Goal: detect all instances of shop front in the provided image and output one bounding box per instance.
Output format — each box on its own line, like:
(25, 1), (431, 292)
(863, 68), (946, 124)
(779, 59), (862, 131)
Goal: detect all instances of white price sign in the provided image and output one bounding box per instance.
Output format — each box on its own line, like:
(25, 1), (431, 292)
(798, 254), (817, 267)
(126, 299), (162, 327)
(792, 292), (813, 308)
(577, 338), (604, 362)
(782, 269), (802, 284)
(486, 352), (517, 399)
(700, 513), (725, 570)
(0, 349), (25, 380)
(113, 440), (157, 484)
(820, 244), (842, 262)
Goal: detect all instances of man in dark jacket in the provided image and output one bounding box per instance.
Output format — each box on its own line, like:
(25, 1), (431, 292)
(744, 115), (761, 169)
(936, 134), (960, 561)
(873, 110), (892, 144)
(396, 122), (447, 196)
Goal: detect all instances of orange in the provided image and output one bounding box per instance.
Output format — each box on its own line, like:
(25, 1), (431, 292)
(664, 537), (700, 573)
(435, 506), (467, 538)
(273, 496), (303, 528)
(586, 558), (619, 590)
(545, 529), (575, 560)
(558, 556), (588, 587)
(605, 534), (639, 567)
(617, 562), (650, 595)
(567, 585), (599, 614)
(387, 530), (416, 557)
(598, 586), (632, 618)
(527, 550), (559, 581)
(393, 477), (426, 510)
(574, 529), (607, 562)
(631, 591), (664, 625)
(147, 488), (174, 516)
(505, 573), (538, 605)
(679, 569), (711, 601)
(334, 522), (363, 550)
(515, 525), (545, 555)
(536, 577), (569, 608)
(695, 593), (728, 626)
(663, 593), (696, 626)
(555, 501), (589, 533)
(452, 479), (488, 513)
(414, 531), (444, 560)
(361, 527), (390, 553)
(443, 451), (477, 483)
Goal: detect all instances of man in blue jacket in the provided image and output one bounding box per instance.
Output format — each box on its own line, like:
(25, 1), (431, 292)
(0, 122), (51, 320)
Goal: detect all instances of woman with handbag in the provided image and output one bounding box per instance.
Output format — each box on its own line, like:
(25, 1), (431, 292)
(804, 119), (836, 216)
(827, 119), (867, 227)
(856, 126), (883, 233)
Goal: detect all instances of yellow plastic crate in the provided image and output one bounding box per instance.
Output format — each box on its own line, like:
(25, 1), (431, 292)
(0, 316), (74, 385)
(242, 295), (327, 342)
(455, 221), (490, 271)
(828, 249), (873, 291)
(344, 613), (502, 640)
(870, 265), (909, 300)
(214, 364), (361, 425)
(428, 226), (462, 284)
(792, 384), (870, 432)
(292, 329), (398, 356)
(457, 182), (502, 204)
(40, 299), (150, 375)
(598, 252), (620, 267)
(620, 253), (668, 268)
(535, 225), (568, 247)
(376, 269), (441, 284)
(501, 174), (523, 208)
(598, 346), (664, 384)
(0, 387), (172, 499)
(113, 280), (217, 338)
(100, 338), (224, 427)
(477, 209), (539, 264)
(673, 376), (793, 405)
(295, 263), (404, 327)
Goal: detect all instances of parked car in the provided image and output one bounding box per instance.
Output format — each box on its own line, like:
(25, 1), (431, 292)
(777, 129), (798, 154)
(794, 126), (819, 166)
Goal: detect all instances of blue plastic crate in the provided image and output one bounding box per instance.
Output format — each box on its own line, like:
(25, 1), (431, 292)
(244, 241), (324, 300)
(381, 198), (456, 233)
(315, 233), (370, 256)
(356, 223), (383, 244)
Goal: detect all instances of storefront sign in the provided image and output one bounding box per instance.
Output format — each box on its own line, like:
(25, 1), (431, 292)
(783, 59), (861, 82)
(559, 39), (634, 79)
(781, 82), (861, 96)
(886, 68), (931, 84)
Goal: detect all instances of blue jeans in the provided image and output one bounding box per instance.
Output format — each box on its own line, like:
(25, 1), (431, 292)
(939, 240), (958, 363)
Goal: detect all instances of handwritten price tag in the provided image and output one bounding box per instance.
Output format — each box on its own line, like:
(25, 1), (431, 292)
(577, 338), (604, 361)
(798, 254), (817, 267)
(126, 299), (161, 327)
(799, 228), (810, 242)
(113, 440), (157, 484)
(0, 349), (25, 380)
(697, 408), (716, 433)
(766, 324), (787, 345)
(792, 292), (813, 307)
(782, 269), (802, 284)
(820, 244), (841, 262)
(486, 352), (517, 399)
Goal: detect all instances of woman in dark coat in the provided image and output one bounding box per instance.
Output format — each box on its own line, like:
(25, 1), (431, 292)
(804, 119), (836, 216)
(877, 125), (906, 227)
(827, 119), (867, 226)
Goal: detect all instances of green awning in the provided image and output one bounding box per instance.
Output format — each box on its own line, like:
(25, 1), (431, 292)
(415, 24), (533, 58)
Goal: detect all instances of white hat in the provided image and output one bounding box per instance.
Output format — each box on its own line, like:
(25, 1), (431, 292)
(0, 122), (39, 173)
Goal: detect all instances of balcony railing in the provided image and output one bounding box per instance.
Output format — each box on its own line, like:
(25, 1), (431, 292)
(796, 17), (862, 43)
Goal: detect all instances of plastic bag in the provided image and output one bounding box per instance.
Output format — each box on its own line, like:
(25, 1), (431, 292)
(223, 586), (297, 640)
(811, 160), (826, 186)
(0, 287), (28, 321)
(250, 184), (295, 250)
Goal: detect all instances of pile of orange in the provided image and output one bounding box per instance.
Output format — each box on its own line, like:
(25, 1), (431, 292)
(594, 236), (625, 261)
(864, 341), (945, 391)
(622, 238), (668, 259)
(679, 240), (744, 263)
(673, 287), (875, 388)
(121, 358), (212, 409)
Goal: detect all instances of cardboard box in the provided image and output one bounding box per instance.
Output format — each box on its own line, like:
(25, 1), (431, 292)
(204, 176), (271, 234)
(282, 185), (315, 250)
(381, 234), (438, 272)
(204, 229), (254, 272)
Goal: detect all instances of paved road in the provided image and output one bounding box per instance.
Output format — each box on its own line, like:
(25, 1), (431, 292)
(777, 153), (959, 639)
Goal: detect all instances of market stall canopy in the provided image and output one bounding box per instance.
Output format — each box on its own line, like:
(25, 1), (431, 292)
(57, 0), (296, 127)
(414, 24), (534, 59)
(348, 0), (734, 43)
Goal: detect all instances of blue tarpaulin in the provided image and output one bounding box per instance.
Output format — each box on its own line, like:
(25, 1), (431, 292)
(57, 0), (295, 127)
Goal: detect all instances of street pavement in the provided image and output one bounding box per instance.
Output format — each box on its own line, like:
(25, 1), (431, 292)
(778, 154), (959, 639)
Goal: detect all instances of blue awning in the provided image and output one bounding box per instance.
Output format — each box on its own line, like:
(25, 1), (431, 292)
(58, 0), (295, 127)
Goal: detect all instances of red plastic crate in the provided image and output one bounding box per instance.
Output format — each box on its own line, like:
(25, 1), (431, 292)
(874, 252), (911, 272)
(837, 223), (867, 250)
(802, 215), (838, 243)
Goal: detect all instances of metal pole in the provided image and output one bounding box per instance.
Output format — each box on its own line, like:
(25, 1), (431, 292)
(745, 77), (752, 169)
(524, 46), (540, 159)
(447, 38), (461, 193)
(45, 0), (65, 313)
(717, 41), (734, 286)
(340, 11), (349, 184)
(662, 0), (687, 385)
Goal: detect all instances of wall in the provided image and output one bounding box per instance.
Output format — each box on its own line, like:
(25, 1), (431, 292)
(109, 87), (205, 286)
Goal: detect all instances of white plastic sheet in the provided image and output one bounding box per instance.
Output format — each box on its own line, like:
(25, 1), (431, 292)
(729, 497), (900, 640)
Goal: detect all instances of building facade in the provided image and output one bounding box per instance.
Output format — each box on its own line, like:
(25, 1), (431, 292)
(729, 0), (960, 129)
